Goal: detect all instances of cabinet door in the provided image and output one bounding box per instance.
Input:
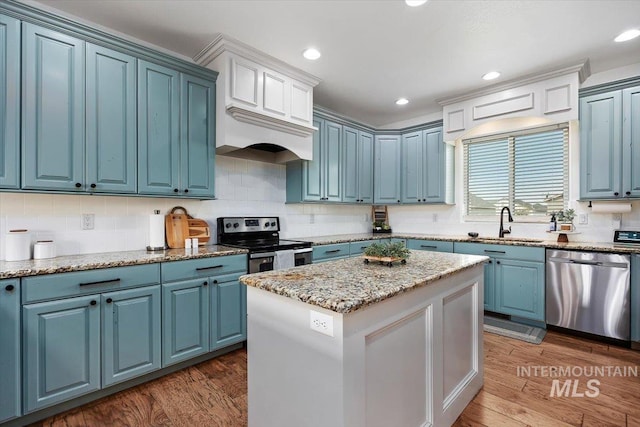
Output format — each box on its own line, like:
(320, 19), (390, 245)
(23, 295), (100, 413)
(324, 121), (342, 201)
(22, 23), (85, 191)
(0, 15), (19, 189)
(494, 259), (544, 321)
(623, 86), (640, 198)
(631, 255), (640, 343)
(180, 73), (216, 198)
(302, 118), (323, 201)
(162, 279), (209, 366)
(358, 131), (374, 203)
(484, 259), (495, 311)
(374, 135), (401, 204)
(0, 280), (20, 422)
(211, 274), (246, 350)
(342, 126), (359, 203)
(580, 91), (622, 199)
(102, 286), (161, 387)
(401, 131), (422, 203)
(406, 239), (453, 253)
(422, 128), (445, 203)
(138, 60), (180, 195)
(86, 44), (137, 194)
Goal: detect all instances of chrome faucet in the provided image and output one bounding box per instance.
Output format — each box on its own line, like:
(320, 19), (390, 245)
(499, 206), (514, 238)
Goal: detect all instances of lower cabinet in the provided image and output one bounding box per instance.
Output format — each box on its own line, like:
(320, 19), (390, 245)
(211, 273), (247, 350)
(631, 255), (640, 344)
(348, 239), (381, 256)
(0, 279), (20, 423)
(312, 243), (350, 262)
(406, 239), (453, 253)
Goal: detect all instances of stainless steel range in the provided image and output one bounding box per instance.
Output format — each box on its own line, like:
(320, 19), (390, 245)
(217, 217), (312, 274)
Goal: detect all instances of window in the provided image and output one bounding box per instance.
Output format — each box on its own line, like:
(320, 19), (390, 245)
(463, 127), (568, 220)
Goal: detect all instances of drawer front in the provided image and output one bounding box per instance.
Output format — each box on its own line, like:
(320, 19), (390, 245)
(22, 264), (160, 304)
(349, 240), (381, 256)
(313, 243), (351, 261)
(161, 254), (247, 282)
(407, 239), (453, 253)
(453, 242), (544, 262)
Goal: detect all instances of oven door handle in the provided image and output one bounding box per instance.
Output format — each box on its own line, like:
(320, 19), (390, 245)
(250, 252), (276, 259)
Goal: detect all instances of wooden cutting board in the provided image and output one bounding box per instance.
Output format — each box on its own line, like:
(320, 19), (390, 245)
(165, 207), (210, 248)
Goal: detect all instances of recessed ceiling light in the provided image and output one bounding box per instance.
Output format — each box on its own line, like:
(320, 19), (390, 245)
(614, 29), (640, 42)
(302, 48), (321, 60)
(405, 0), (427, 6)
(482, 71), (501, 81)
(396, 98), (409, 105)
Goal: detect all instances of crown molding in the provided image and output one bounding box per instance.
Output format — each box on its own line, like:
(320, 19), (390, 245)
(194, 33), (321, 87)
(437, 60), (590, 107)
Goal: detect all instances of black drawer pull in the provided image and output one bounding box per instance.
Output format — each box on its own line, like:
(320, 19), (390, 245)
(420, 245), (438, 249)
(196, 265), (224, 271)
(5, 284), (15, 291)
(360, 246), (368, 249)
(325, 249), (341, 254)
(79, 278), (121, 287)
(484, 250), (506, 254)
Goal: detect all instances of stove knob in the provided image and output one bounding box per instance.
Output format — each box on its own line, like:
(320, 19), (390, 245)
(225, 223), (231, 228)
(270, 222), (276, 227)
(233, 222), (239, 228)
(264, 222), (269, 228)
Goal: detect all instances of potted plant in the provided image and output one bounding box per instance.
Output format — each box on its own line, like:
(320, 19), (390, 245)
(556, 209), (576, 231)
(363, 242), (410, 266)
(372, 221), (392, 234)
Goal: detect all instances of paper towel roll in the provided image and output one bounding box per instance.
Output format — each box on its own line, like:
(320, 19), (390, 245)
(590, 202), (632, 214)
(5, 229), (31, 261)
(148, 210), (165, 250)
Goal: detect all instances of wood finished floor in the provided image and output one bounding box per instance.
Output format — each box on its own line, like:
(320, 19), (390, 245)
(31, 331), (640, 427)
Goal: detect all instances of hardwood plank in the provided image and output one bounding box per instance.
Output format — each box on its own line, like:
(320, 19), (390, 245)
(581, 413), (627, 427)
(628, 414), (640, 427)
(31, 407), (86, 427)
(453, 400), (522, 427)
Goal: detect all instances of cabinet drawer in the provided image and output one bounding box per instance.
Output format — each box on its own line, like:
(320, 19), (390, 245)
(349, 240), (381, 256)
(161, 254), (247, 282)
(22, 264), (160, 304)
(453, 242), (544, 262)
(313, 243), (350, 261)
(407, 239), (453, 253)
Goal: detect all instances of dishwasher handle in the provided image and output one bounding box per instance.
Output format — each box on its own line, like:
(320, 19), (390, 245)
(548, 257), (628, 269)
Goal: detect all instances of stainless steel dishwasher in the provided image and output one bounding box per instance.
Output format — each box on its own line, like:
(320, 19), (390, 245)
(546, 249), (631, 340)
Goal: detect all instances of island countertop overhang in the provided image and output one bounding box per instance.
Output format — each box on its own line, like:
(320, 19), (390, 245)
(239, 250), (488, 314)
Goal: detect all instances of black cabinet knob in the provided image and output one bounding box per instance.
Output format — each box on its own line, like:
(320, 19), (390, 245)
(106, 298), (113, 304)
(213, 279), (218, 284)
(90, 183), (97, 189)
(5, 284), (14, 291)
(488, 260), (492, 264)
(90, 300), (97, 306)
(184, 189), (189, 193)
(203, 281), (208, 286)
(626, 191), (631, 196)
(397, 200), (401, 203)
(174, 188), (179, 193)
(75, 182), (82, 188)
(614, 192), (619, 196)
(496, 260), (501, 264)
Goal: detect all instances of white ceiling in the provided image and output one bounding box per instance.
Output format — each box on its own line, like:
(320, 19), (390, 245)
(30, 0), (640, 127)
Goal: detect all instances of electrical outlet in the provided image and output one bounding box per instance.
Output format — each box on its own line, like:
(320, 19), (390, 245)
(578, 214), (588, 225)
(310, 310), (334, 337)
(81, 213), (95, 230)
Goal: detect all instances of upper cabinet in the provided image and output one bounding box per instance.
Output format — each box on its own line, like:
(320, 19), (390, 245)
(0, 2), (218, 198)
(580, 84), (640, 200)
(22, 23), (85, 191)
(374, 135), (402, 204)
(0, 15), (19, 190)
(342, 126), (374, 203)
(401, 127), (445, 204)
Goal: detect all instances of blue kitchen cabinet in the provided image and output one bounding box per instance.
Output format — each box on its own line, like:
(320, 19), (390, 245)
(86, 43), (137, 194)
(23, 295), (101, 413)
(22, 23), (85, 191)
(343, 126), (374, 203)
(210, 273), (247, 351)
(313, 243), (351, 262)
(374, 134), (401, 204)
(324, 121), (343, 201)
(180, 73), (216, 198)
(623, 86), (640, 198)
(579, 91), (622, 199)
(406, 239), (453, 253)
(401, 127), (445, 204)
(102, 285), (161, 387)
(162, 278), (210, 366)
(494, 259), (545, 321)
(349, 239), (381, 256)
(631, 255), (640, 345)
(0, 280), (20, 422)
(0, 15), (19, 189)
(138, 59), (181, 196)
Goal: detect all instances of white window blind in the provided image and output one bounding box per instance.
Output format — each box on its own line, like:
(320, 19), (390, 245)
(464, 128), (568, 219)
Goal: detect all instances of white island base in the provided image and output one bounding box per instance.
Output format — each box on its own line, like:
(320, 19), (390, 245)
(246, 264), (484, 427)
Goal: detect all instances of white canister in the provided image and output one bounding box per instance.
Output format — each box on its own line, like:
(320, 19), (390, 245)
(33, 241), (56, 260)
(5, 229), (31, 261)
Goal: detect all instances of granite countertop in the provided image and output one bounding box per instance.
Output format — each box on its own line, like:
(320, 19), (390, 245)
(240, 250), (487, 314)
(0, 245), (248, 279)
(300, 233), (640, 254)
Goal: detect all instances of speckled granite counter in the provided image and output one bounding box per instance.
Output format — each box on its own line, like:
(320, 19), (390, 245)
(0, 245), (248, 279)
(240, 250), (487, 314)
(299, 233), (640, 254)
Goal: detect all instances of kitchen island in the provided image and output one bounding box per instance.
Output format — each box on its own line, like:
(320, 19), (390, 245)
(240, 250), (487, 427)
